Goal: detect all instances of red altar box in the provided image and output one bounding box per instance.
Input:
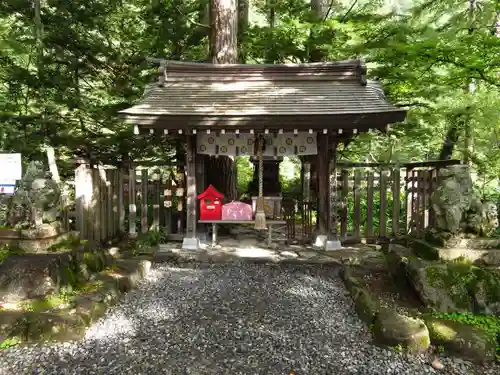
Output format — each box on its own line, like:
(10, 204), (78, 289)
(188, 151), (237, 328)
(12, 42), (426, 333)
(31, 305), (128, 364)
(198, 185), (224, 221)
(222, 201), (253, 221)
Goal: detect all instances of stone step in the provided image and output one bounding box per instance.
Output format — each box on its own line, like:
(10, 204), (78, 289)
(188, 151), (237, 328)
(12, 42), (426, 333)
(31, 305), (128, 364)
(438, 248), (500, 265)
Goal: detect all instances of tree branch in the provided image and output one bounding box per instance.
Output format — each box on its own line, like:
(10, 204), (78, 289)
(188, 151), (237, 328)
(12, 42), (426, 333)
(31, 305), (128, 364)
(175, 5), (210, 28)
(340, 0), (359, 23)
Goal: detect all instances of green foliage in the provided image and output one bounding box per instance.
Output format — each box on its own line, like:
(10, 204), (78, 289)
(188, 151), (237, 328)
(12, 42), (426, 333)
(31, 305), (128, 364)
(135, 230), (167, 254)
(235, 157), (254, 198)
(0, 337), (21, 349)
(46, 235), (84, 252)
(431, 312), (500, 358)
(20, 295), (67, 313)
(0, 0), (498, 209)
(0, 244), (23, 264)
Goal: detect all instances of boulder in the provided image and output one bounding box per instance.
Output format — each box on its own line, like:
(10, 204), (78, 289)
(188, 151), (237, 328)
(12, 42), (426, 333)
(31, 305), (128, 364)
(0, 255), (59, 303)
(8, 311), (86, 342)
(431, 166), (474, 233)
(336, 247), (389, 272)
(353, 287), (379, 325)
(386, 244), (413, 280)
(465, 201), (499, 237)
(406, 259), (500, 314)
(372, 308), (430, 354)
(0, 311), (24, 342)
(0, 252), (81, 303)
(409, 240), (440, 261)
(7, 161), (62, 229)
(425, 318), (496, 363)
(406, 261), (474, 312)
(472, 268), (500, 315)
(0, 195), (10, 227)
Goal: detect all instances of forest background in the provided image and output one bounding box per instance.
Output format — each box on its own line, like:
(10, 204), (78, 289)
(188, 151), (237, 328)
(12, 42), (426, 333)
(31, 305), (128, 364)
(0, 0), (498, 202)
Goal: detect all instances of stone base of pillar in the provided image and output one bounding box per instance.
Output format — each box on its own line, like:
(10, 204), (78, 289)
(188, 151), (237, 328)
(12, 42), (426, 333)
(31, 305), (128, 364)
(313, 234), (342, 251)
(324, 239), (342, 251)
(182, 236), (200, 250)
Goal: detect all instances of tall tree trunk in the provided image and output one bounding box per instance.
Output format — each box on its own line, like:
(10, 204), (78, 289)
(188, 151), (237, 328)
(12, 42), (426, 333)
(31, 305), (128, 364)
(265, 0), (277, 63)
(439, 110), (467, 160)
(310, 0), (330, 231)
(204, 0), (238, 201)
(309, 0), (329, 62)
(237, 0), (249, 63)
(463, 0), (476, 164)
(209, 0), (238, 63)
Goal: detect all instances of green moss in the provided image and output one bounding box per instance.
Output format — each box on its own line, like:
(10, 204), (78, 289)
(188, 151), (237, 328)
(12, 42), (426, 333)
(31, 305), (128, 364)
(0, 337), (21, 349)
(354, 288), (379, 325)
(426, 319), (458, 342)
(425, 263), (476, 310)
(474, 268), (500, 305)
(21, 296), (65, 313)
(75, 280), (104, 293)
(46, 236), (84, 252)
(410, 239), (440, 260)
(83, 251), (104, 273)
(0, 245), (24, 264)
(429, 312), (500, 360)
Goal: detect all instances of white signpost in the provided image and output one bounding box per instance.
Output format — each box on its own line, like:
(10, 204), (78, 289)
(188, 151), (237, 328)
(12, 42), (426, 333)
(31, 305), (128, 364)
(0, 153), (22, 195)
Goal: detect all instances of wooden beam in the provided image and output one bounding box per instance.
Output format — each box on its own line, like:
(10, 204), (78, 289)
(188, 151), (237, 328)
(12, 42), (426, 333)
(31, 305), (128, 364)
(336, 159), (462, 169)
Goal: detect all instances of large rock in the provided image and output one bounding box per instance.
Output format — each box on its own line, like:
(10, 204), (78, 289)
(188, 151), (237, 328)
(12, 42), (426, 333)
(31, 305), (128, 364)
(7, 161), (61, 229)
(465, 201), (499, 237)
(406, 260), (500, 314)
(409, 240), (440, 260)
(406, 261), (474, 312)
(431, 166), (474, 233)
(0, 195), (10, 227)
(425, 318), (496, 362)
(372, 308), (430, 354)
(0, 250), (83, 303)
(431, 166), (498, 237)
(386, 243), (413, 280)
(0, 255), (59, 302)
(8, 311), (87, 342)
(473, 268), (500, 315)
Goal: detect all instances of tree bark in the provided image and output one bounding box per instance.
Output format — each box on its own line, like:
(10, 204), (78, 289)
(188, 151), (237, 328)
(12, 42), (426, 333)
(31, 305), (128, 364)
(205, 0), (238, 201)
(265, 0), (278, 63)
(439, 111), (466, 160)
(209, 0), (238, 63)
(309, 0), (329, 62)
(237, 0), (249, 63)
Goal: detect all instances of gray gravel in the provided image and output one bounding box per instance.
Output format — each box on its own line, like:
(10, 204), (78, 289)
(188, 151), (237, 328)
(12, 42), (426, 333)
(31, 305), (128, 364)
(0, 263), (498, 375)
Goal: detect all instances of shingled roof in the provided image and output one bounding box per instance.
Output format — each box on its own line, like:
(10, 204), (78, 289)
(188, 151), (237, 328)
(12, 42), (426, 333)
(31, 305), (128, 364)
(119, 60), (406, 132)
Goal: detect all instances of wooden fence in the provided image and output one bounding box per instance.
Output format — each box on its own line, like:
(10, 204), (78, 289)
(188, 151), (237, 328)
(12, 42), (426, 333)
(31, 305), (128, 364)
(73, 160), (462, 243)
(328, 165), (442, 242)
(74, 163), (186, 242)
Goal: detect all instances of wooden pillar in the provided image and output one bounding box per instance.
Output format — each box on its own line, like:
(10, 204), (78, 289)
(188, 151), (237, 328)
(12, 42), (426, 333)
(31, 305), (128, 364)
(302, 160), (311, 202)
(316, 134), (331, 236)
(329, 143), (338, 240)
(195, 146), (205, 233)
(75, 162), (92, 240)
(185, 134), (197, 238)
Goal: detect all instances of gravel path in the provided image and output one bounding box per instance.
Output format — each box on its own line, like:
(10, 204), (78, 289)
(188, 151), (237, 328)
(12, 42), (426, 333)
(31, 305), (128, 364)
(0, 263), (497, 375)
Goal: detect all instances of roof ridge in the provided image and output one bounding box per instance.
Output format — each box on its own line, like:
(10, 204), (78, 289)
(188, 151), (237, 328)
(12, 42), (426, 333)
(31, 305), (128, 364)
(155, 60), (367, 85)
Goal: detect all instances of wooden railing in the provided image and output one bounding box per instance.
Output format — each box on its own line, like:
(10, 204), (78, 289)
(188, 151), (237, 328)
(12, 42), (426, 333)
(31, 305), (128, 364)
(74, 164), (186, 242)
(330, 160), (462, 241)
(73, 159), (462, 244)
